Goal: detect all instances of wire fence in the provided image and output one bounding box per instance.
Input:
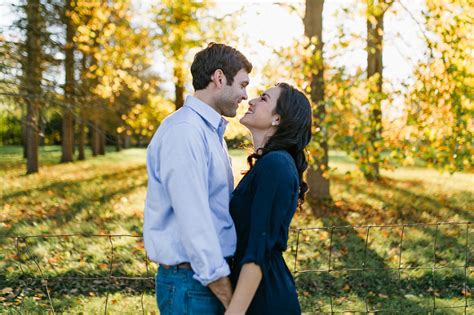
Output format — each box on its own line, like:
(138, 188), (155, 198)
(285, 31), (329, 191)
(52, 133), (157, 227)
(1, 221), (472, 314)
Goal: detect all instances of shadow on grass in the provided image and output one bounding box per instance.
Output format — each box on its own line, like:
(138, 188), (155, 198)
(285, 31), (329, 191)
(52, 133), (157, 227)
(331, 175), (474, 223)
(295, 191), (473, 313)
(2, 272), (155, 312)
(2, 165), (147, 236)
(1, 234), (155, 312)
(328, 174), (473, 269)
(2, 165), (146, 203)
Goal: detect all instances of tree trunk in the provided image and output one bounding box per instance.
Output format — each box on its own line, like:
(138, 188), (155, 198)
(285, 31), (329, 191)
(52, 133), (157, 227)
(21, 104), (27, 158)
(99, 129), (106, 155)
(61, 0), (75, 163)
(304, 0), (331, 203)
(77, 112), (86, 160)
(137, 133), (142, 148)
(24, 0), (43, 174)
(26, 96), (40, 174)
(115, 133), (122, 152)
(77, 54), (88, 160)
(90, 118), (100, 156)
(365, 0), (386, 181)
(123, 133), (130, 149)
(174, 66), (184, 110)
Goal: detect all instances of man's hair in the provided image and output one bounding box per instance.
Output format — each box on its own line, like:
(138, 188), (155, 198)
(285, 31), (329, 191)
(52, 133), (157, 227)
(191, 43), (253, 91)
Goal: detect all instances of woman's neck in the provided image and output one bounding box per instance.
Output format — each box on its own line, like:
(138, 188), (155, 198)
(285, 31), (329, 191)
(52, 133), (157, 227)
(250, 130), (271, 152)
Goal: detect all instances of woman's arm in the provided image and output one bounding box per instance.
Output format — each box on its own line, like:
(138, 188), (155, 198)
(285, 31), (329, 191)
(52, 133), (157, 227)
(225, 263), (262, 315)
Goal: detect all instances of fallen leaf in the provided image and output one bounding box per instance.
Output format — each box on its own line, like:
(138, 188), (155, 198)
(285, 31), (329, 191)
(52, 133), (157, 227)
(0, 288), (13, 295)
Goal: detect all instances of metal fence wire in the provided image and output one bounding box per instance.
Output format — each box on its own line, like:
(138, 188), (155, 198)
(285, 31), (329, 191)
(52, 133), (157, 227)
(1, 221), (472, 314)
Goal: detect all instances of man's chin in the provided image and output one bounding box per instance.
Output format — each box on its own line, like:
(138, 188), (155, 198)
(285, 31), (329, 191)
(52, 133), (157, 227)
(223, 109), (237, 118)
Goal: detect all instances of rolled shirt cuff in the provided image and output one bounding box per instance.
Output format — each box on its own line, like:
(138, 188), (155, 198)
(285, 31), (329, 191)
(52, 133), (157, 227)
(192, 258), (230, 286)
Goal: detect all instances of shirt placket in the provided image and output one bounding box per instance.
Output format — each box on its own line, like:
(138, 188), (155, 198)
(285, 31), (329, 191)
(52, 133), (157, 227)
(217, 123), (234, 192)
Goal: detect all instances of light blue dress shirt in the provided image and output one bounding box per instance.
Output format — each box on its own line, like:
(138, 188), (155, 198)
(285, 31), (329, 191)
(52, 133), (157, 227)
(143, 95), (236, 286)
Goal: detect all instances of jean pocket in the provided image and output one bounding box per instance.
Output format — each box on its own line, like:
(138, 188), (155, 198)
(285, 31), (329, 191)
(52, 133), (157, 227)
(156, 281), (174, 315)
(186, 290), (224, 315)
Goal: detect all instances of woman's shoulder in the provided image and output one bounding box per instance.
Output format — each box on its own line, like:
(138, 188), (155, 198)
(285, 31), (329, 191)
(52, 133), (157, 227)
(256, 150), (296, 173)
(260, 150), (293, 162)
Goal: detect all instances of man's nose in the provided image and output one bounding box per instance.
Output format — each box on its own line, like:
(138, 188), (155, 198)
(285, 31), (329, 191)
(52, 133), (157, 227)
(242, 90), (248, 100)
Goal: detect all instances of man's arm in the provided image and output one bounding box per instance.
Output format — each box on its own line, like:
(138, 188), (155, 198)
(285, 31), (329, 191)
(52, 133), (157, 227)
(208, 276), (233, 309)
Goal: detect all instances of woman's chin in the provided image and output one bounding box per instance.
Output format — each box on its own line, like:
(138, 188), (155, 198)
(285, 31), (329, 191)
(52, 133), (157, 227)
(239, 117), (249, 127)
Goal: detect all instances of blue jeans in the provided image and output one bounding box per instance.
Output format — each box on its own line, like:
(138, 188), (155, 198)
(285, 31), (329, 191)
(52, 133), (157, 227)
(155, 265), (225, 315)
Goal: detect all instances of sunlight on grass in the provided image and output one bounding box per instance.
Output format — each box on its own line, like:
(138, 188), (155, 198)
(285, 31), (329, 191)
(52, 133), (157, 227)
(1, 146), (472, 313)
(7, 293), (157, 314)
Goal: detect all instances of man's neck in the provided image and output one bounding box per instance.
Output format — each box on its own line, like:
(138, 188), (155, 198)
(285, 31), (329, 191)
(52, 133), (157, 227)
(193, 90), (221, 115)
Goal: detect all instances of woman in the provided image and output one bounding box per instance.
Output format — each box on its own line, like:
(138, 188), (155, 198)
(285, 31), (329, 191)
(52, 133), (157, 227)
(226, 83), (312, 315)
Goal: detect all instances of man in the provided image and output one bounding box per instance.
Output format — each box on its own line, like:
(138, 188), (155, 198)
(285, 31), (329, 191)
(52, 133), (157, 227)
(143, 43), (252, 314)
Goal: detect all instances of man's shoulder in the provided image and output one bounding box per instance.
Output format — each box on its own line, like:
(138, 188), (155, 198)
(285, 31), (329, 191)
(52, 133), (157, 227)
(161, 106), (206, 131)
(150, 108), (209, 147)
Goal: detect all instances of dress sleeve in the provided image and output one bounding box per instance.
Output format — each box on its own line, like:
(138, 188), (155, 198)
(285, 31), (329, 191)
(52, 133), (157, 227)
(240, 153), (297, 267)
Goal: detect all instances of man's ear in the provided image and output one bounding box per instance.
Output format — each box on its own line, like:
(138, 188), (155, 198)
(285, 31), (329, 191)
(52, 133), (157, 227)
(211, 69), (225, 88)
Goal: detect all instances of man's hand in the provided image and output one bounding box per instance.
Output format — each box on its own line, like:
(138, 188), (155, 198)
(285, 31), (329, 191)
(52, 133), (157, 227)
(208, 276), (233, 309)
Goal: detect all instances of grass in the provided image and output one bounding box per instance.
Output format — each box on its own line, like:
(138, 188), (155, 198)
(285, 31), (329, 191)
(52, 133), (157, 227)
(1, 145), (473, 314)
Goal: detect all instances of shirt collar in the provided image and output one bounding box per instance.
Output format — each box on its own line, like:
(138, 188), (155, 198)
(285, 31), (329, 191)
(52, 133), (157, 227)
(184, 95), (228, 131)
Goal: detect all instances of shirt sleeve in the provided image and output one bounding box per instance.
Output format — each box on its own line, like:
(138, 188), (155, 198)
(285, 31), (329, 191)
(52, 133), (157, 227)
(240, 153), (297, 267)
(158, 122), (230, 286)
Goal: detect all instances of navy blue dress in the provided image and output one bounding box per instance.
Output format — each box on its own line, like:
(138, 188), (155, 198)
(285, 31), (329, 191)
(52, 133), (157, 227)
(230, 151), (301, 315)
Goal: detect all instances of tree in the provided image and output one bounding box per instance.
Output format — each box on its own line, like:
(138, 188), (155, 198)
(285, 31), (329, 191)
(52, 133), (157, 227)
(61, 0), (75, 163)
(304, 0), (331, 203)
(77, 53), (88, 160)
(398, 0), (473, 172)
(23, 0), (45, 174)
(72, 0), (155, 155)
(152, 0), (208, 110)
(363, 0), (393, 180)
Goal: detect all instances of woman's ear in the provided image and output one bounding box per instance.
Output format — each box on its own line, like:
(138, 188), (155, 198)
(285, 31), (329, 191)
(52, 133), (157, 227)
(272, 115), (281, 126)
(211, 69), (225, 88)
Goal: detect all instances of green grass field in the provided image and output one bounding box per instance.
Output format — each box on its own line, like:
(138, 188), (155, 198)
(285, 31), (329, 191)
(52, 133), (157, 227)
(1, 146), (472, 313)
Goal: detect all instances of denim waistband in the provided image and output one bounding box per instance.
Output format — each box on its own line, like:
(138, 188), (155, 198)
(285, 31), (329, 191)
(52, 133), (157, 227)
(159, 256), (234, 273)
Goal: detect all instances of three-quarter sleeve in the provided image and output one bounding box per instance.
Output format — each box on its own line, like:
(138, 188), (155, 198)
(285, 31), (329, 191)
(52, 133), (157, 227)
(158, 122), (230, 286)
(240, 153), (297, 267)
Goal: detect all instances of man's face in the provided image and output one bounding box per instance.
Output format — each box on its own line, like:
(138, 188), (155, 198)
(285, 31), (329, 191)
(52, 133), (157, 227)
(216, 69), (249, 118)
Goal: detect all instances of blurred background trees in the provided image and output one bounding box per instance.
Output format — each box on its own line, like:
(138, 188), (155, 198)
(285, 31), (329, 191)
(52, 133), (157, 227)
(0, 0), (472, 177)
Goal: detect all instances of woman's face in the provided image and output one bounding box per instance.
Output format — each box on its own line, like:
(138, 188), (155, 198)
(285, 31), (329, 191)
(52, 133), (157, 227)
(240, 86), (281, 131)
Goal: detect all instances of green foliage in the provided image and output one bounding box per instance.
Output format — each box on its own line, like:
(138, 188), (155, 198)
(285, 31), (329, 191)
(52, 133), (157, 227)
(395, 0), (473, 173)
(118, 94), (174, 143)
(151, 0), (242, 109)
(0, 107), (22, 145)
(265, 0), (472, 179)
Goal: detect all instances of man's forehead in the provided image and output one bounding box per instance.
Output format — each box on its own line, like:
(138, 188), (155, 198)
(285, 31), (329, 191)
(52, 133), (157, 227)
(235, 69), (250, 82)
